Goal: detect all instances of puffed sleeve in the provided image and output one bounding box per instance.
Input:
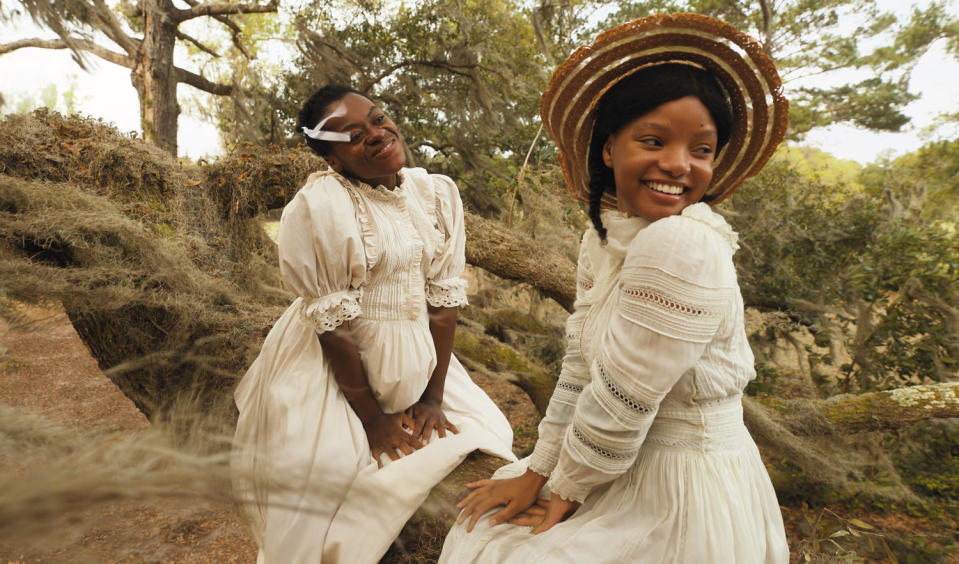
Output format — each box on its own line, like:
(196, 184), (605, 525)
(546, 213), (736, 503)
(277, 172), (368, 333)
(528, 230), (596, 477)
(425, 174), (469, 308)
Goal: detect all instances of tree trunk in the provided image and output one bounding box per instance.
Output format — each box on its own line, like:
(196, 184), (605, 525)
(131, 0), (180, 155)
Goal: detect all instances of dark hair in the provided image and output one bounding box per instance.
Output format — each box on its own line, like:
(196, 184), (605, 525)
(586, 64), (733, 240)
(297, 84), (367, 157)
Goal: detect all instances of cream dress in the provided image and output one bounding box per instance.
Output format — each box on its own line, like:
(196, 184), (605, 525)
(232, 168), (515, 564)
(441, 204), (789, 563)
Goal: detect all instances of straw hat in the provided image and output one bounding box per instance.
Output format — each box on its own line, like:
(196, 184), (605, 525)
(541, 13), (789, 208)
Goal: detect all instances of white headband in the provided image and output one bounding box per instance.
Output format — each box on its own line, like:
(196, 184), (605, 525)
(301, 101), (350, 142)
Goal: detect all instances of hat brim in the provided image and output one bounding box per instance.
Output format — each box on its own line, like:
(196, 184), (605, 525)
(540, 13), (789, 209)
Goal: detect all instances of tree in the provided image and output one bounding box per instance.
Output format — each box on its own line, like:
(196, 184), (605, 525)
(727, 149), (959, 391)
(224, 0), (605, 217)
(0, 0), (278, 154)
(549, 0), (959, 138)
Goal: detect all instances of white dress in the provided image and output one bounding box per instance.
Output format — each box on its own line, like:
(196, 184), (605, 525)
(441, 204), (789, 563)
(232, 168), (516, 564)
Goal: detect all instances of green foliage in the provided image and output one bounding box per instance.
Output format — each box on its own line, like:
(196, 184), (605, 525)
(243, 0), (556, 215)
(595, 0), (959, 139)
(860, 138), (959, 222)
(727, 146), (959, 391)
(1, 80), (85, 116)
(888, 419), (959, 500)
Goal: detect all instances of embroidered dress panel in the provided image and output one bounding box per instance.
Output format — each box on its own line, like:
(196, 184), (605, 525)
(233, 167), (515, 564)
(438, 203), (789, 564)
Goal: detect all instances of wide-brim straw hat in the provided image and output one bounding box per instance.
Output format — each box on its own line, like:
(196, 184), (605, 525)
(541, 13), (789, 208)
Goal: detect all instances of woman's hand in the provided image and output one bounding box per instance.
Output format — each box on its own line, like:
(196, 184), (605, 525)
(509, 494), (581, 534)
(455, 469), (547, 532)
(364, 411), (422, 467)
(406, 398), (458, 442)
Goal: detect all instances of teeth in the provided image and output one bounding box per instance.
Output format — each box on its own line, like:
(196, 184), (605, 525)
(647, 182), (684, 195)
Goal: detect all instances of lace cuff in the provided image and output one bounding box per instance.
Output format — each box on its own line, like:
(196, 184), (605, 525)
(298, 289), (362, 333)
(546, 462), (591, 504)
(528, 442), (559, 477)
(426, 277), (468, 307)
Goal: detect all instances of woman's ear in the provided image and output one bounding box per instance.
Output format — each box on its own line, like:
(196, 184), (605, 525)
(602, 136), (614, 168)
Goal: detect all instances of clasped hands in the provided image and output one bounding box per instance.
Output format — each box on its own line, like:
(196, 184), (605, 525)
(455, 469), (581, 534)
(365, 399), (458, 466)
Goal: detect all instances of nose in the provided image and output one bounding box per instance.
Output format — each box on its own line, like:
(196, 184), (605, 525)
(365, 124), (388, 145)
(658, 146), (691, 177)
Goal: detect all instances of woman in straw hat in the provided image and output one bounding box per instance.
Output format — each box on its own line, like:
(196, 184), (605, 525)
(232, 85), (515, 563)
(443, 14), (790, 563)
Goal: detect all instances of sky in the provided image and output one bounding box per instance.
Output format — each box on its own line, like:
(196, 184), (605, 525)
(1, 1), (957, 164)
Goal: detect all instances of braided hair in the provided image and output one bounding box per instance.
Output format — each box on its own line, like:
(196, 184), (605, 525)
(586, 64), (733, 241)
(297, 84), (366, 157)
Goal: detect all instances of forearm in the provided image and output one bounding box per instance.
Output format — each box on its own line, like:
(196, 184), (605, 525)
(317, 323), (382, 425)
(424, 304), (456, 403)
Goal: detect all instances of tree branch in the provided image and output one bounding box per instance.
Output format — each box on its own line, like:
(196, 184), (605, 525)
(181, 0), (252, 59)
(174, 67), (232, 95)
(174, 1), (278, 23)
(0, 37), (134, 69)
(175, 29), (220, 58)
(814, 382), (959, 433)
(89, 0), (140, 55)
(464, 213), (576, 312)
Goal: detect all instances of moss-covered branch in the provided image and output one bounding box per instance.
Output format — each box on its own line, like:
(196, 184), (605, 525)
(816, 382), (959, 433)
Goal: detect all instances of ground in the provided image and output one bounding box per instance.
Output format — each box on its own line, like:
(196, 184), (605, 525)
(2, 302), (956, 563)
(0, 302), (537, 563)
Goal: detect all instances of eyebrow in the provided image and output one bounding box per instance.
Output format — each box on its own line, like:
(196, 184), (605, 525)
(337, 106), (379, 132)
(633, 121), (717, 139)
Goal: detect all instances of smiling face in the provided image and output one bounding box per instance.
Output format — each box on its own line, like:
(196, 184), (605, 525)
(322, 93), (406, 189)
(602, 96), (717, 222)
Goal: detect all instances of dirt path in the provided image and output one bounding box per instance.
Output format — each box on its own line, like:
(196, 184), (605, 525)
(0, 302), (539, 563)
(0, 303), (258, 563)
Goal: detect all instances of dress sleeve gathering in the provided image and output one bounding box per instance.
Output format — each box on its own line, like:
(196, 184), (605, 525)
(528, 232), (596, 477)
(546, 215), (734, 503)
(277, 172), (368, 333)
(425, 174), (469, 308)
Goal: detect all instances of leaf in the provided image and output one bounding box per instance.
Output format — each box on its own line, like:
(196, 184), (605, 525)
(185, 179), (202, 186)
(830, 529), (850, 537)
(848, 518), (874, 530)
(881, 538), (899, 564)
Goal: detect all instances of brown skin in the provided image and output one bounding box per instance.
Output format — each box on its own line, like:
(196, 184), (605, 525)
(322, 93), (407, 189)
(407, 305), (460, 441)
(319, 324), (421, 465)
(603, 96), (716, 222)
(456, 96), (719, 535)
(315, 93), (458, 464)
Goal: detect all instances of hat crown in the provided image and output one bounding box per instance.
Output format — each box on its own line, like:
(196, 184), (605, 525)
(540, 13), (789, 208)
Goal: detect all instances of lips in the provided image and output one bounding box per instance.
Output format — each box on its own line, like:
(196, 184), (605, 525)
(371, 137), (398, 159)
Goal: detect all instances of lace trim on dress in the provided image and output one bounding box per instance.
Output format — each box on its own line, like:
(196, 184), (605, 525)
(426, 277), (468, 307)
(298, 290), (362, 333)
(618, 267), (729, 343)
(550, 373), (585, 408)
(527, 451), (556, 478)
(571, 424), (633, 460)
(578, 275), (594, 294)
(546, 471), (589, 505)
(597, 361), (654, 414)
